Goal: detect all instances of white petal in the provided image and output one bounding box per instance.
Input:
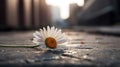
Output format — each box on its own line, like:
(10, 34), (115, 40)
(47, 26), (51, 37)
(50, 26), (55, 37)
(56, 33), (68, 43)
(35, 31), (42, 38)
(49, 26), (53, 36)
(40, 29), (45, 40)
(57, 35), (66, 41)
(32, 40), (39, 44)
(57, 39), (67, 44)
(53, 28), (58, 36)
(33, 33), (40, 39)
(33, 38), (37, 41)
(51, 28), (58, 38)
(56, 33), (65, 40)
(54, 29), (62, 38)
(33, 38), (43, 42)
(43, 27), (47, 38)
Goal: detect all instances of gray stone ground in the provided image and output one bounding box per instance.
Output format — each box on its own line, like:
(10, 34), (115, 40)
(0, 28), (120, 67)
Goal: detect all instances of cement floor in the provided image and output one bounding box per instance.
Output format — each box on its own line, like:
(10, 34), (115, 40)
(0, 28), (120, 67)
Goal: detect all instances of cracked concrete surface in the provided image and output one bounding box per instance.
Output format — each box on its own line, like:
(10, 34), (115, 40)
(0, 29), (120, 67)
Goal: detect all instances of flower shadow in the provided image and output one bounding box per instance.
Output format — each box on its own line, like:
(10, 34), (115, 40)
(34, 49), (64, 62)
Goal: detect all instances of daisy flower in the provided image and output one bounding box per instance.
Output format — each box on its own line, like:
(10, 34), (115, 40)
(33, 26), (68, 49)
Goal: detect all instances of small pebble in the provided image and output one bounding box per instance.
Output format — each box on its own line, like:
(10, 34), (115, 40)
(26, 59), (35, 63)
(82, 55), (95, 61)
(83, 55), (88, 59)
(80, 41), (85, 44)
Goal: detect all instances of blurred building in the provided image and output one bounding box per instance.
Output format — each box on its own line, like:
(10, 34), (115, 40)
(67, 3), (82, 25)
(77, 0), (115, 26)
(67, 0), (120, 26)
(39, 0), (52, 28)
(0, 0), (6, 30)
(0, 0), (52, 30)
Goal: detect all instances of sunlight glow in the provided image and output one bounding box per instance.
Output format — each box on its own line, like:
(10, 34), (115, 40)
(46, 0), (84, 19)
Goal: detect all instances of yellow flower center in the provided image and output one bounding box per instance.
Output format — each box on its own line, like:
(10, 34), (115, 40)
(45, 37), (57, 49)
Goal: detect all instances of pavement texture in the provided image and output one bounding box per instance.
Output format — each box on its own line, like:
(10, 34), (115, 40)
(0, 28), (120, 67)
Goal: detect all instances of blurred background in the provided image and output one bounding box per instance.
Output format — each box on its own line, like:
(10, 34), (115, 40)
(0, 0), (120, 31)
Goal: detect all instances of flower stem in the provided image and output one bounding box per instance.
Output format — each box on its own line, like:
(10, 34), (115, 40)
(0, 44), (39, 48)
